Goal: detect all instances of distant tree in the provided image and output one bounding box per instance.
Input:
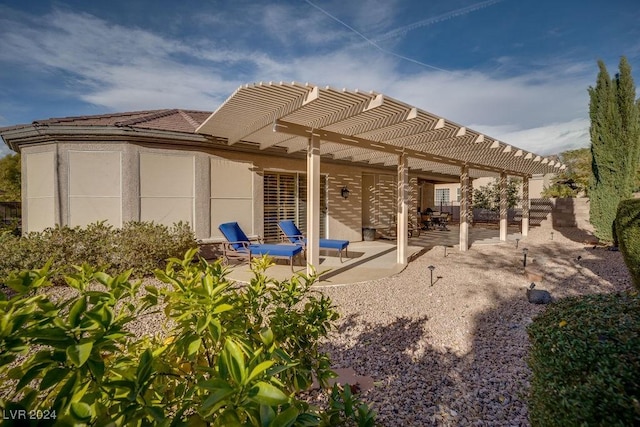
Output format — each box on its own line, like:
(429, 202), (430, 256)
(472, 177), (521, 211)
(541, 148), (591, 198)
(0, 153), (21, 202)
(588, 57), (640, 242)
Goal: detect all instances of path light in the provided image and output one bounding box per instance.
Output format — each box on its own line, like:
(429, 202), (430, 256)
(443, 246), (447, 257)
(522, 248), (529, 267)
(515, 238), (520, 249)
(428, 265), (436, 286)
(550, 231), (554, 240)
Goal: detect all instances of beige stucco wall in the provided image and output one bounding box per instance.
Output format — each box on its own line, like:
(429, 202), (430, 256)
(23, 148), (57, 232)
(140, 152), (195, 227)
(68, 150), (122, 227)
(21, 139), (461, 242)
(210, 158), (254, 238)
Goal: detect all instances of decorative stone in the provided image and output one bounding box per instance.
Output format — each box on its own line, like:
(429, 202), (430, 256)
(526, 283), (552, 304)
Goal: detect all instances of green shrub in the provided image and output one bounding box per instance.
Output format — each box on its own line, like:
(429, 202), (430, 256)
(0, 251), (376, 426)
(615, 199), (640, 290)
(527, 292), (640, 426)
(0, 221), (197, 284)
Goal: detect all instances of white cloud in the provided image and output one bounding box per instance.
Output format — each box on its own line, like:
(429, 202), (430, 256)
(473, 118), (590, 156)
(0, 5), (597, 157)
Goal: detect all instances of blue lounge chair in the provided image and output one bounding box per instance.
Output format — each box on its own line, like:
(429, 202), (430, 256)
(278, 220), (349, 262)
(218, 222), (303, 271)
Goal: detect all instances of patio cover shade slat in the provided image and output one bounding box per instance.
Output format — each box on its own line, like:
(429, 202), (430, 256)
(196, 82), (564, 177)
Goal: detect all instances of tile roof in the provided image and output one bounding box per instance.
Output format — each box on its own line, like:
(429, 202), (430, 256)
(30, 109), (212, 133)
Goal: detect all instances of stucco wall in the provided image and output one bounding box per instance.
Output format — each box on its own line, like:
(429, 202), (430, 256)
(21, 139), (462, 242)
(23, 147), (57, 232)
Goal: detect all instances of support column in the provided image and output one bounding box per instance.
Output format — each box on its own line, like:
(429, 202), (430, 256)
(499, 172), (508, 241)
(522, 177), (530, 238)
(397, 154), (409, 265)
(306, 135), (320, 275)
(459, 165), (469, 251)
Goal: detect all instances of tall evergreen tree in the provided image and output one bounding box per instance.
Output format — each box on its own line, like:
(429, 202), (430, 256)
(588, 57), (640, 241)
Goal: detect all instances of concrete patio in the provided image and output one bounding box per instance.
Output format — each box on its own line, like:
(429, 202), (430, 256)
(223, 224), (523, 286)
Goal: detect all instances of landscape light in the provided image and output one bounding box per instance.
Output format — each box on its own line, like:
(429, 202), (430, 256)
(523, 248), (529, 267)
(428, 265), (436, 286)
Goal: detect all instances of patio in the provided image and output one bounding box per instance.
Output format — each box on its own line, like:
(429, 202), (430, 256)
(223, 224), (523, 286)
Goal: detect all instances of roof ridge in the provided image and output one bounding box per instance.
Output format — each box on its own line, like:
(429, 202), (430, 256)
(177, 110), (201, 129)
(114, 109), (178, 127)
(33, 109), (167, 125)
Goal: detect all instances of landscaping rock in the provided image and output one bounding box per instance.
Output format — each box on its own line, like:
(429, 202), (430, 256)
(526, 283), (553, 304)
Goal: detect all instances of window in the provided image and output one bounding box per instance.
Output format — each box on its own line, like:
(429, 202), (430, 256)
(435, 188), (450, 206)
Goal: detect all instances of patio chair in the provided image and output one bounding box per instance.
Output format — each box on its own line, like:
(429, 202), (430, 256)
(278, 220), (349, 262)
(430, 212), (450, 230)
(218, 222), (303, 271)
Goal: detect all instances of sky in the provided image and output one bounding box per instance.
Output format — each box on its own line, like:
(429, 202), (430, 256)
(1, 0), (639, 158)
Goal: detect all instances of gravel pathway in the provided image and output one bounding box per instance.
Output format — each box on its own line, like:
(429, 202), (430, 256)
(315, 226), (632, 426)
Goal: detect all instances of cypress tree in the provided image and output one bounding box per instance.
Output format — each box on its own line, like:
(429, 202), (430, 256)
(588, 57), (640, 242)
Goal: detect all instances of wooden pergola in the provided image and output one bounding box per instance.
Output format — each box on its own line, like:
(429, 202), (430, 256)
(196, 82), (564, 274)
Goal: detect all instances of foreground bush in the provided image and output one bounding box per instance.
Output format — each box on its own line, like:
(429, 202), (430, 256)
(0, 221), (196, 284)
(527, 292), (640, 426)
(615, 199), (640, 290)
(0, 251), (375, 426)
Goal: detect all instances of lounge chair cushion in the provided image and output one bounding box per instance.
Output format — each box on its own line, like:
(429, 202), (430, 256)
(278, 220), (349, 250)
(247, 243), (302, 258)
(316, 238), (349, 251)
(218, 221), (251, 251)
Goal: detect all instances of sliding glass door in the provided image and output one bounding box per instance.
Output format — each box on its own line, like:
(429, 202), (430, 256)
(263, 172), (327, 242)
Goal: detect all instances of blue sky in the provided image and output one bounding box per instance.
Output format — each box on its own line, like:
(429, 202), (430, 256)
(1, 0), (639, 157)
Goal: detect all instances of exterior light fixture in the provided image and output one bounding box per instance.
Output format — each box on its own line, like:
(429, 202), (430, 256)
(522, 248), (529, 267)
(341, 186), (350, 199)
(515, 238), (520, 249)
(428, 265), (436, 286)
(550, 231), (554, 240)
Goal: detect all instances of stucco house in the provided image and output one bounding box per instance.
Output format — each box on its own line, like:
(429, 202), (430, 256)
(0, 82), (563, 272)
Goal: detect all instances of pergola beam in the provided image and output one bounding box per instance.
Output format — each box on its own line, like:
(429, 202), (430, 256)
(274, 120), (528, 177)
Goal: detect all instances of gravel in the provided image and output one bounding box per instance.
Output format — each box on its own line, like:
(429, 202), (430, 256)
(315, 225), (633, 426)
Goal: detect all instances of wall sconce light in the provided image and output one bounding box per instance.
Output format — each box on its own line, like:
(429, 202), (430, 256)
(341, 186), (350, 199)
(428, 265), (436, 286)
(522, 248), (528, 267)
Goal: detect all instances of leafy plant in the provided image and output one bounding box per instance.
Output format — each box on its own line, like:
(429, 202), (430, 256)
(527, 292), (640, 426)
(615, 198), (640, 290)
(0, 251), (376, 426)
(541, 148), (592, 198)
(0, 153), (20, 202)
(0, 221), (197, 285)
(472, 177), (521, 211)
